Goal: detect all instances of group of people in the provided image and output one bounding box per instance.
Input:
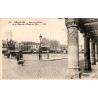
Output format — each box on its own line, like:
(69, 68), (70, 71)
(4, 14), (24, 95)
(5, 50), (24, 65)
(16, 51), (23, 61)
(6, 51), (23, 60)
(16, 51), (24, 66)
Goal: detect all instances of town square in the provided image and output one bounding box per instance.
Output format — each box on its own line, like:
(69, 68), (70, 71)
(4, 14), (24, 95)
(1, 18), (98, 79)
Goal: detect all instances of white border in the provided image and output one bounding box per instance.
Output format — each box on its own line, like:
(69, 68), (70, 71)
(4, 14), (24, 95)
(0, 0), (98, 98)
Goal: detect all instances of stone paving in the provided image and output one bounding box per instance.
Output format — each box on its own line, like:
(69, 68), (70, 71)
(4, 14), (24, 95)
(81, 62), (98, 79)
(2, 54), (67, 79)
(2, 53), (87, 79)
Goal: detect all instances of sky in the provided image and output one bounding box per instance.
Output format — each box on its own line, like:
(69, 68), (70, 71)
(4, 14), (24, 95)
(1, 18), (84, 45)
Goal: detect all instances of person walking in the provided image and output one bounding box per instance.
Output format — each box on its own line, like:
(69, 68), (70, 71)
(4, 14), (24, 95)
(39, 53), (42, 60)
(20, 52), (23, 59)
(16, 53), (19, 61)
(47, 52), (49, 59)
(7, 52), (10, 59)
(19, 50), (23, 59)
(39, 50), (42, 60)
(17, 51), (24, 66)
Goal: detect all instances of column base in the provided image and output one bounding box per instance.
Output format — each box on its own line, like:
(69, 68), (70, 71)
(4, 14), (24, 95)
(84, 61), (91, 71)
(66, 67), (81, 79)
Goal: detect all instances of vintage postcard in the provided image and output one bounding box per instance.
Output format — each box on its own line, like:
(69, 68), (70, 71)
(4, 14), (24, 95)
(1, 18), (98, 79)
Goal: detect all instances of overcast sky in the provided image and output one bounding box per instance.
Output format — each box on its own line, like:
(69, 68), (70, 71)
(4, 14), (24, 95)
(1, 18), (84, 45)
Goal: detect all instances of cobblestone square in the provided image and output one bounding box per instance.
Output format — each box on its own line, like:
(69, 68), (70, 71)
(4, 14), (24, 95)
(2, 53), (84, 79)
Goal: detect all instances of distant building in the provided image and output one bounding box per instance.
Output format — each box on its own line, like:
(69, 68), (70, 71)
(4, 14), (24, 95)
(7, 39), (16, 50)
(2, 40), (8, 53)
(2, 39), (16, 53)
(2, 40), (7, 48)
(60, 45), (67, 53)
(15, 41), (19, 50)
(19, 41), (40, 52)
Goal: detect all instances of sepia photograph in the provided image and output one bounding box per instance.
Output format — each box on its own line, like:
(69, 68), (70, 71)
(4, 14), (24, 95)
(1, 18), (98, 79)
(1, 1), (98, 98)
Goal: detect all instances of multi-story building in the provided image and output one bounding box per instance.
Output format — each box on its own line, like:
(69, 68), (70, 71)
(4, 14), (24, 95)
(2, 39), (16, 53)
(7, 39), (16, 50)
(2, 40), (8, 53)
(19, 41), (40, 52)
(15, 41), (19, 50)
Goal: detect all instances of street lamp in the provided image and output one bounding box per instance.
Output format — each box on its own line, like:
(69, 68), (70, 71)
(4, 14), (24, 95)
(39, 34), (42, 60)
(6, 38), (8, 51)
(39, 34), (42, 47)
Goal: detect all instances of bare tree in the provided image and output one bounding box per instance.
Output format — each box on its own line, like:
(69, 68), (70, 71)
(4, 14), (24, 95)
(4, 31), (13, 41)
(41, 37), (60, 51)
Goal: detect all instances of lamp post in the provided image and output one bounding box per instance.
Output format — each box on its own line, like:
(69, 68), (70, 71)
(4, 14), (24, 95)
(39, 34), (42, 60)
(39, 34), (42, 47)
(6, 38), (8, 51)
(47, 48), (49, 59)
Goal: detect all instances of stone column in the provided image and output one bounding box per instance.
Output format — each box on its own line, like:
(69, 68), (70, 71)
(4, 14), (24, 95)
(95, 42), (98, 62)
(83, 33), (91, 71)
(91, 38), (96, 65)
(65, 18), (80, 79)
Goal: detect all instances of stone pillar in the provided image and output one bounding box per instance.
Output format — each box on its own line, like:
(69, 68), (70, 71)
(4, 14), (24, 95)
(83, 33), (91, 71)
(65, 18), (80, 79)
(91, 38), (96, 65)
(95, 42), (98, 62)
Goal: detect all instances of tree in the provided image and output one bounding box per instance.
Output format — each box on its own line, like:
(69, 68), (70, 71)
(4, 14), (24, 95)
(41, 37), (49, 46)
(49, 40), (60, 52)
(41, 37), (60, 52)
(4, 31), (13, 41)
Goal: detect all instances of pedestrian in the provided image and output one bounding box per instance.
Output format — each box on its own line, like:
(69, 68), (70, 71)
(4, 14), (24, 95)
(19, 50), (23, 59)
(20, 53), (23, 59)
(39, 53), (41, 60)
(10, 52), (13, 59)
(39, 53), (42, 60)
(47, 52), (49, 59)
(7, 52), (10, 59)
(16, 53), (19, 61)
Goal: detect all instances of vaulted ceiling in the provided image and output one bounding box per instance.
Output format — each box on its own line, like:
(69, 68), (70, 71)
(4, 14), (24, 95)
(79, 18), (98, 39)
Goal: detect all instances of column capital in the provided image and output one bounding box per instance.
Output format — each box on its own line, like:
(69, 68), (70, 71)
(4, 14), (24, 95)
(65, 18), (79, 28)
